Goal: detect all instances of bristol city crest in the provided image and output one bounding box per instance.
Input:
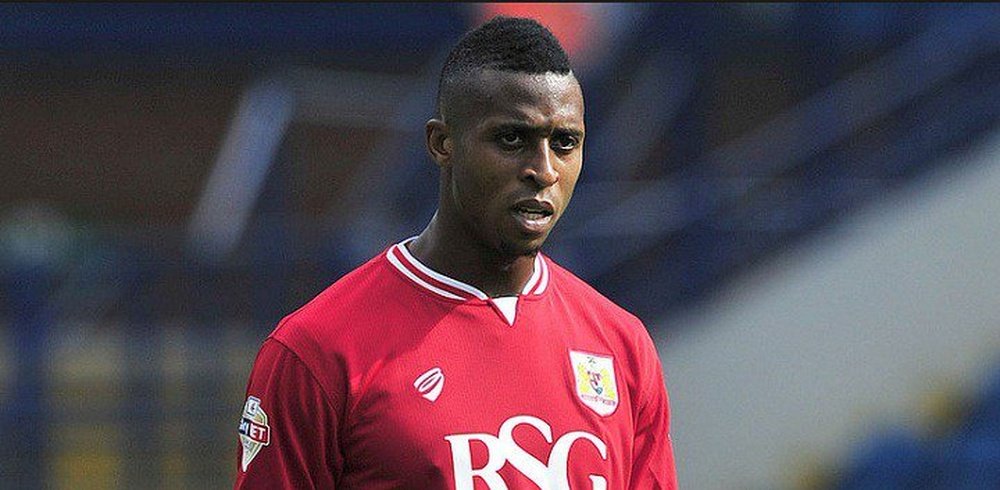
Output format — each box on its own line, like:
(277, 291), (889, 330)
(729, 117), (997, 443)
(238, 396), (271, 471)
(569, 350), (619, 416)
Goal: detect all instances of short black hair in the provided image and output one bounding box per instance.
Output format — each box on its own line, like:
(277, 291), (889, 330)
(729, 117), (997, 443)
(437, 16), (572, 119)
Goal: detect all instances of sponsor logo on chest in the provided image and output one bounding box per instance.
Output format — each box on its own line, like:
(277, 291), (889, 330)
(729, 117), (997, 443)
(445, 415), (608, 490)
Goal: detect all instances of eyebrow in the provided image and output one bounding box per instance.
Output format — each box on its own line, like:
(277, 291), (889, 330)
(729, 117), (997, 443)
(489, 121), (584, 139)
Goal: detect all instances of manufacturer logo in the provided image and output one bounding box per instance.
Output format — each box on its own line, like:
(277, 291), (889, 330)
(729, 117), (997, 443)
(238, 396), (270, 471)
(445, 415), (608, 490)
(569, 351), (618, 416)
(414, 367), (445, 402)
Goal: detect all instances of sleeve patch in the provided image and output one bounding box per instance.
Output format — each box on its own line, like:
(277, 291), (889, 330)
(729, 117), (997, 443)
(238, 396), (271, 471)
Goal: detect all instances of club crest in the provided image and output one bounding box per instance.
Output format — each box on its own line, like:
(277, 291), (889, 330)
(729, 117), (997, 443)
(569, 350), (618, 416)
(238, 396), (271, 471)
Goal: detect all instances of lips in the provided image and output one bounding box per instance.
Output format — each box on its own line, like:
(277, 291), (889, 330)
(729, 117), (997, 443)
(511, 199), (555, 234)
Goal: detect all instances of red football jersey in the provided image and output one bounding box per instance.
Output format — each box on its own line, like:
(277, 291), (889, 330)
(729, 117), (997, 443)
(234, 238), (677, 489)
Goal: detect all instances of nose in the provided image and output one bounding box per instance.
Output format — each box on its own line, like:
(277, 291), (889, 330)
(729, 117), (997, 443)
(521, 140), (560, 188)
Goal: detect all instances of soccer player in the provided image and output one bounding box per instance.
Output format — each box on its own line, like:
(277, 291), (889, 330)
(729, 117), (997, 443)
(234, 16), (677, 489)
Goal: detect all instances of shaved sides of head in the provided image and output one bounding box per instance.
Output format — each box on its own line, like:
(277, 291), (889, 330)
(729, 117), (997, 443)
(437, 16), (573, 124)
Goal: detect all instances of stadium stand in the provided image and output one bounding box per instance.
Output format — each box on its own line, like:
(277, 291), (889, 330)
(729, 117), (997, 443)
(832, 359), (1000, 489)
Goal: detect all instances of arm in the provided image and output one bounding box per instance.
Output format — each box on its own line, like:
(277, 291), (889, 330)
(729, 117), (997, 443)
(630, 330), (678, 489)
(233, 338), (343, 489)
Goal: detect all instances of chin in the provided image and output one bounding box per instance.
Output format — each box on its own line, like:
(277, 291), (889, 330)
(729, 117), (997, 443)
(497, 236), (546, 258)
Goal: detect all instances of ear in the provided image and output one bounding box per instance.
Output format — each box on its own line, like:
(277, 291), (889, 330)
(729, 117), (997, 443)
(425, 118), (453, 169)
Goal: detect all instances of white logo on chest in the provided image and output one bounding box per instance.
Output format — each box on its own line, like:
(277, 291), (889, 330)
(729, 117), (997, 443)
(445, 415), (608, 490)
(414, 367), (445, 402)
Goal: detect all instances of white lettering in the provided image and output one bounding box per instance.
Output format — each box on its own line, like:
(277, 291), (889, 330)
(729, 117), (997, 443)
(446, 415), (608, 490)
(444, 433), (508, 490)
(549, 431), (608, 489)
(498, 415), (554, 485)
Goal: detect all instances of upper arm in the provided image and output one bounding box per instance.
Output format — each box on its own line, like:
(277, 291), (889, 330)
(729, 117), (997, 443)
(233, 338), (343, 489)
(629, 327), (678, 490)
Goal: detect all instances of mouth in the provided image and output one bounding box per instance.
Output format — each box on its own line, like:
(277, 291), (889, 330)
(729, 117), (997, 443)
(510, 199), (555, 234)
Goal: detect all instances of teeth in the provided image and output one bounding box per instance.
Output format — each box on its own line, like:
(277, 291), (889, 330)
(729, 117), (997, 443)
(518, 209), (549, 218)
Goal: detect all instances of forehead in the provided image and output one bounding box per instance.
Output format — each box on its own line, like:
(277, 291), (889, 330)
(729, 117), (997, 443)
(456, 70), (584, 129)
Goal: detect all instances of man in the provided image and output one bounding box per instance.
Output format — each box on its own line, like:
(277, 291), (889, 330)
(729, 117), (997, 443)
(234, 16), (677, 489)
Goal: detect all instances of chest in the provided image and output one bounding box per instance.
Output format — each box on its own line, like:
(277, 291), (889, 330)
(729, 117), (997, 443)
(340, 309), (635, 489)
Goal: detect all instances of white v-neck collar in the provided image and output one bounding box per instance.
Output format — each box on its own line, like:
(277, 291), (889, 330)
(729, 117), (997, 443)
(385, 237), (550, 326)
(492, 296), (519, 325)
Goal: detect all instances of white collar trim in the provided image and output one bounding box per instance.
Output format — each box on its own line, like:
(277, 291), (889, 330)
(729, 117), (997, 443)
(387, 237), (548, 301)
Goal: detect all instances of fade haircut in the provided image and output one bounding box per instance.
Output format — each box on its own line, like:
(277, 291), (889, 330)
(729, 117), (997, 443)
(436, 16), (572, 120)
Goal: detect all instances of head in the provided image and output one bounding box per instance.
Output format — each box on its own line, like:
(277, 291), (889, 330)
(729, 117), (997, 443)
(426, 16), (585, 258)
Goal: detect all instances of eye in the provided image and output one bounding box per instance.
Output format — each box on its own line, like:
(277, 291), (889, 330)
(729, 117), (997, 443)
(551, 134), (579, 152)
(497, 132), (523, 149)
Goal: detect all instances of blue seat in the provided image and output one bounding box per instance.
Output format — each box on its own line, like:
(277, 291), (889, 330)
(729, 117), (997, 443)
(836, 427), (924, 490)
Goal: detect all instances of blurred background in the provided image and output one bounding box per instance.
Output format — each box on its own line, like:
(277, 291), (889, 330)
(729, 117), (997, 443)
(1, 3), (999, 489)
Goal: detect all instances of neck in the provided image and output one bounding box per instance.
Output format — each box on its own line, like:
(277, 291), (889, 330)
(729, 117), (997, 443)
(407, 213), (537, 298)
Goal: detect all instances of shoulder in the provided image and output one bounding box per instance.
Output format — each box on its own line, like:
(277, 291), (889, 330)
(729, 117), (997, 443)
(267, 248), (405, 365)
(546, 257), (646, 329)
(545, 257), (660, 354)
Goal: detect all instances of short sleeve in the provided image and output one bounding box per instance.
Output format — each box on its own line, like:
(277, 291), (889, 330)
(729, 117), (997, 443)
(233, 338), (343, 489)
(629, 328), (678, 489)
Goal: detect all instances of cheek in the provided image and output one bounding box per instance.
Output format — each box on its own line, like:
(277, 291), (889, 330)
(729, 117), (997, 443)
(558, 159), (583, 201)
(451, 158), (502, 213)
(454, 150), (509, 193)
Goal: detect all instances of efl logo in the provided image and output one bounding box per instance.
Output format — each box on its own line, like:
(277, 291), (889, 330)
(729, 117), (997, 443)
(445, 415), (608, 490)
(239, 416), (270, 444)
(238, 396), (271, 471)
